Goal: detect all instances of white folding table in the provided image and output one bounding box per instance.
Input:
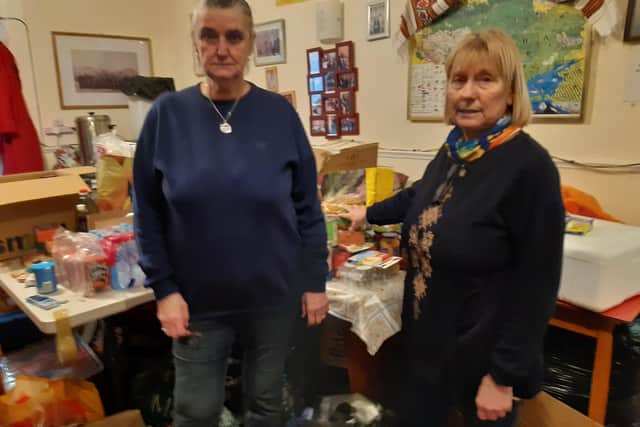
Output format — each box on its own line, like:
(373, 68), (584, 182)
(0, 272), (154, 334)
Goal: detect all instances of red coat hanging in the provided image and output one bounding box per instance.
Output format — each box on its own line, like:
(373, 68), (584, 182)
(0, 42), (44, 174)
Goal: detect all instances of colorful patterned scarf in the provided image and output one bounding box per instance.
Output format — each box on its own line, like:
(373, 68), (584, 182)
(444, 116), (522, 164)
(408, 116), (521, 320)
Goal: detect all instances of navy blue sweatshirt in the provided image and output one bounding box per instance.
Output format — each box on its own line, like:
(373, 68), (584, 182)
(133, 83), (328, 318)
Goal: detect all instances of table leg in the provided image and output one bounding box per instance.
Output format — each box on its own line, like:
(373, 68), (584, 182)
(588, 319), (615, 424)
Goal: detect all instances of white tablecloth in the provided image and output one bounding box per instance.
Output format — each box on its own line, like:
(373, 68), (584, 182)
(327, 272), (405, 355)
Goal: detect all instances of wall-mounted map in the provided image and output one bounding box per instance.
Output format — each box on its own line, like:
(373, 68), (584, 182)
(408, 0), (588, 121)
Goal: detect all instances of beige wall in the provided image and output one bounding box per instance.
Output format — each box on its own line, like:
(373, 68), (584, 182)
(3, 0), (639, 224)
(1, 0), (176, 143)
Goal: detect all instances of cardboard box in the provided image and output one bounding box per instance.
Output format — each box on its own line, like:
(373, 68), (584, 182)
(85, 410), (145, 427)
(312, 141), (378, 175)
(319, 315), (349, 368)
(517, 392), (603, 427)
(0, 169), (90, 261)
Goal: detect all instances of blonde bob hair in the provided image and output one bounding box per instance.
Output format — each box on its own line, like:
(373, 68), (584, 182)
(444, 29), (531, 127)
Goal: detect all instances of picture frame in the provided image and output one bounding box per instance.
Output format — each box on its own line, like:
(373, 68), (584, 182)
(625, 0), (640, 42)
(280, 90), (296, 108)
(254, 19), (286, 66)
(340, 114), (359, 135)
(325, 114), (340, 139)
(307, 47), (322, 75)
(51, 31), (153, 109)
(265, 66), (279, 91)
(367, 0), (390, 41)
(310, 117), (327, 136)
(338, 68), (359, 91)
(323, 93), (340, 114)
(324, 70), (337, 93)
(310, 93), (323, 116)
(338, 90), (356, 116)
(308, 75), (324, 93)
(322, 48), (338, 71)
(336, 41), (354, 71)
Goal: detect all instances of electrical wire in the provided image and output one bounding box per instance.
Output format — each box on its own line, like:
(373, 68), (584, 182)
(381, 147), (640, 170)
(550, 156), (640, 169)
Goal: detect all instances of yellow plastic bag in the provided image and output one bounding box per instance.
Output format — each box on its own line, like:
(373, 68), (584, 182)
(94, 130), (134, 212)
(365, 167), (396, 207)
(0, 376), (105, 427)
(96, 156), (133, 212)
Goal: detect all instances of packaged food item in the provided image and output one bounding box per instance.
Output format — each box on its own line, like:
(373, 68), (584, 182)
(326, 216), (339, 246)
(338, 243), (373, 254)
(52, 231), (110, 296)
(347, 250), (401, 270)
(565, 215), (594, 235)
(331, 248), (352, 278)
(27, 261), (58, 295)
(33, 224), (59, 254)
(326, 244), (333, 282)
(94, 130), (134, 212)
(0, 334), (103, 393)
(378, 232), (400, 256)
(337, 230), (365, 245)
(85, 255), (110, 293)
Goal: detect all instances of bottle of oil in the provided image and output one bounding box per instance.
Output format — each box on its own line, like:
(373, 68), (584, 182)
(78, 188), (97, 214)
(76, 204), (89, 232)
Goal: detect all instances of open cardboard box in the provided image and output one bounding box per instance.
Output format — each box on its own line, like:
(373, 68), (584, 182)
(83, 394), (600, 427)
(312, 140), (378, 175)
(0, 167), (92, 261)
(517, 392), (602, 427)
(448, 392), (602, 427)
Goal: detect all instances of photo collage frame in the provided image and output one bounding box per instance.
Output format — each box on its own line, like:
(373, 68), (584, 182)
(306, 41), (359, 138)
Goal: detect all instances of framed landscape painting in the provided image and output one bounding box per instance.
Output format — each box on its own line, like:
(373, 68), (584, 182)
(52, 31), (152, 109)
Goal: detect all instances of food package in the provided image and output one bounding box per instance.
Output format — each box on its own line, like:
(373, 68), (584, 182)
(94, 130), (134, 212)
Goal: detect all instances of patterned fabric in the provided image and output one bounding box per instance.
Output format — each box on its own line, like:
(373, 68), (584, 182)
(399, 0), (611, 40)
(400, 0), (458, 39)
(408, 166), (456, 320)
(445, 116), (522, 164)
(326, 273), (405, 355)
(408, 118), (522, 320)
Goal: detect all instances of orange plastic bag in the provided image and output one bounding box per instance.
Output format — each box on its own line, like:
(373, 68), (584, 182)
(561, 185), (622, 223)
(0, 376), (104, 427)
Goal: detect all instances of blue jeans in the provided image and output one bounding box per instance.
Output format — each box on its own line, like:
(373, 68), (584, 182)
(172, 308), (295, 427)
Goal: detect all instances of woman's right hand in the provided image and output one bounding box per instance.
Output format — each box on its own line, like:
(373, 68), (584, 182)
(338, 205), (367, 231)
(157, 292), (191, 338)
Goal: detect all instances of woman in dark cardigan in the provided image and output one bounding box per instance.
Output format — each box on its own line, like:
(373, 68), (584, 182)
(342, 29), (564, 426)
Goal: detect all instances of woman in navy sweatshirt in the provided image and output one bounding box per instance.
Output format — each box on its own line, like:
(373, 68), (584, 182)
(133, 1), (328, 426)
(342, 30), (564, 426)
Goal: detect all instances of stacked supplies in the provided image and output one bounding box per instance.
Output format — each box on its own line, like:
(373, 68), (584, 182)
(51, 224), (144, 296)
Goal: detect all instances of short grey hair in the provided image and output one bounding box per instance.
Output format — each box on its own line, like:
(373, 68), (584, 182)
(191, 0), (254, 35)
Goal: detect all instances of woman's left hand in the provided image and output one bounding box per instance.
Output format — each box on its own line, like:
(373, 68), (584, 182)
(301, 292), (329, 326)
(475, 374), (513, 421)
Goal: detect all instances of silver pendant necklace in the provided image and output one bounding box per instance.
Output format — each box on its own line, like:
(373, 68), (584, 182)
(207, 96), (240, 134)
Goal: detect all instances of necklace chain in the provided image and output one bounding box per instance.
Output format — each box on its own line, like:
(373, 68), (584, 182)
(207, 96), (240, 126)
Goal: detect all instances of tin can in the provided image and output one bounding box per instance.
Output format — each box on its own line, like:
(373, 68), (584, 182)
(326, 244), (333, 281)
(379, 232), (400, 256)
(28, 261), (58, 294)
(326, 216), (339, 246)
